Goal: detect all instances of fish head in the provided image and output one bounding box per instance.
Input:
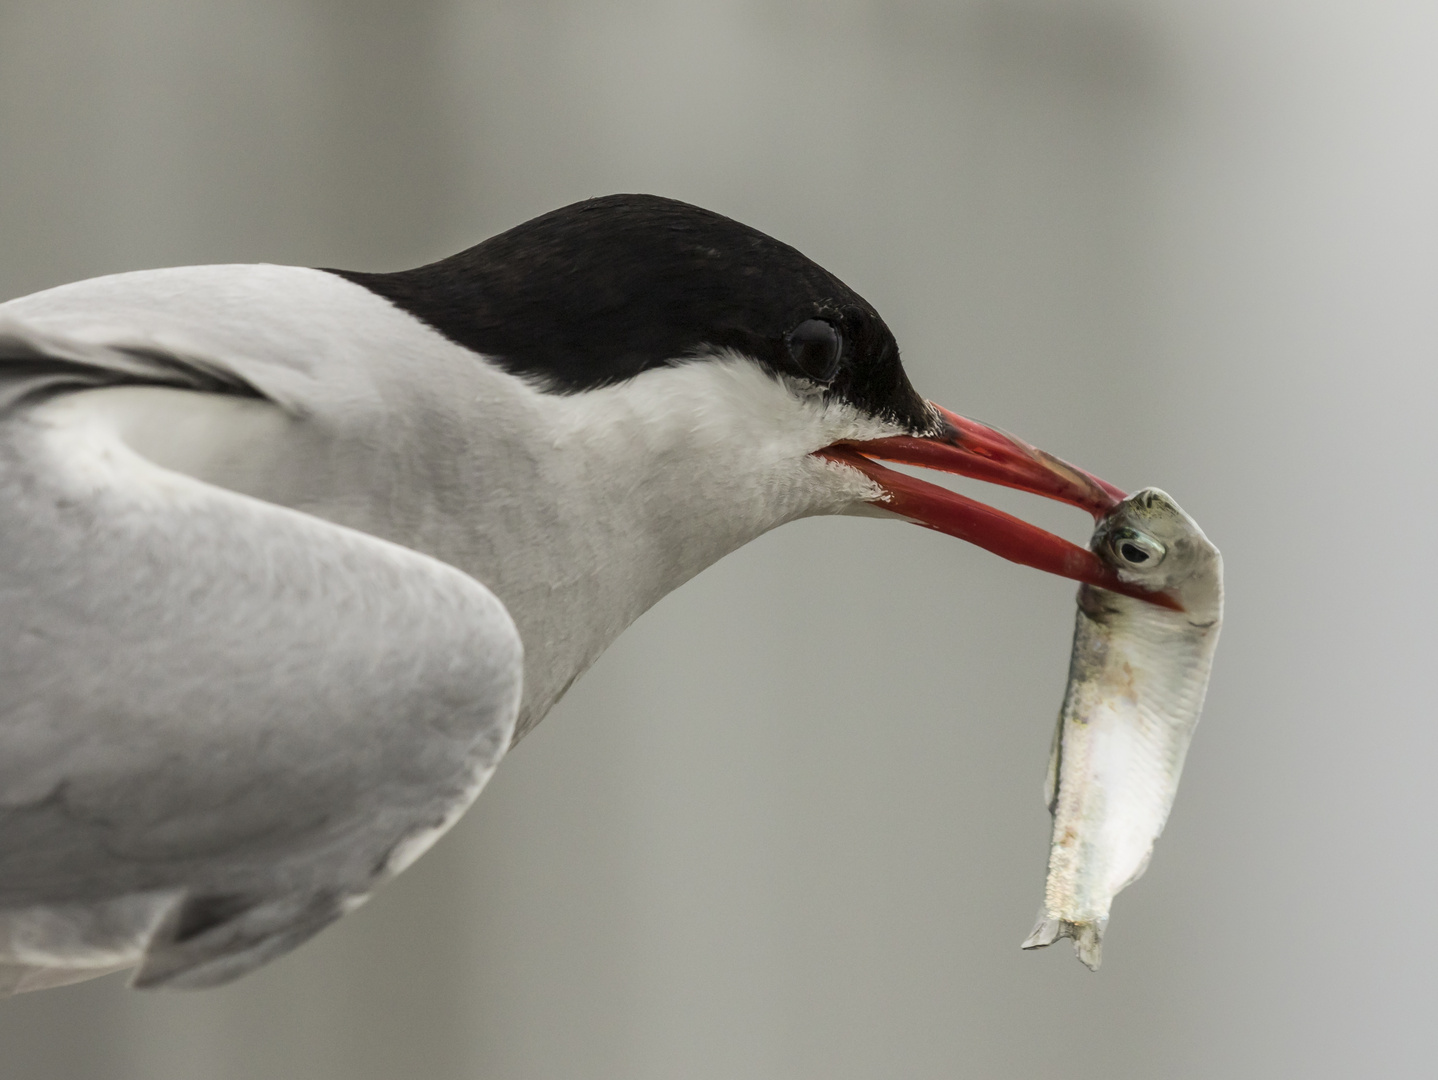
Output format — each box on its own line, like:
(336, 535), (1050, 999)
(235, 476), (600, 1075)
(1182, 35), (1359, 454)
(1092, 487), (1223, 619)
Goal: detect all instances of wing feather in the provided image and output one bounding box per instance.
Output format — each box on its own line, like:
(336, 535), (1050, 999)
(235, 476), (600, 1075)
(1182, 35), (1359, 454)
(0, 375), (522, 991)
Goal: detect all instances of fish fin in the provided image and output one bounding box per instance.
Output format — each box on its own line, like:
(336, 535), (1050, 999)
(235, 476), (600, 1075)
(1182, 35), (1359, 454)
(1020, 912), (1105, 971)
(1118, 847), (1154, 891)
(1073, 922), (1104, 970)
(1021, 910), (1062, 950)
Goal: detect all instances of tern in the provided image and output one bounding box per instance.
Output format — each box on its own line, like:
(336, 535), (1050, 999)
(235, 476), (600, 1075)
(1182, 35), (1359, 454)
(0, 194), (1139, 995)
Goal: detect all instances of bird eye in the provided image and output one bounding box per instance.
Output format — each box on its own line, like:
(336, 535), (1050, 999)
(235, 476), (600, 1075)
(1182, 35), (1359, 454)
(786, 319), (843, 383)
(1111, 528), (1165, 567)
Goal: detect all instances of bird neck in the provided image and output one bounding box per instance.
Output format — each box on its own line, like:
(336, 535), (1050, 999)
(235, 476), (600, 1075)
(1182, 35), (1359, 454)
(433, 357), (879, 738)
(13, 265), (886, 743)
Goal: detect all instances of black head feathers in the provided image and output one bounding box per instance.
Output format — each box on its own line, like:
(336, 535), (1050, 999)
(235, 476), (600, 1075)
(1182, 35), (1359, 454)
(328, 194), (933, 432)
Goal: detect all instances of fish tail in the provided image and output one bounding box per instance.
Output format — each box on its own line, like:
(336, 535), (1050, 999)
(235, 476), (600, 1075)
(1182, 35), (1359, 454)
(1020, 911), (1105, 970)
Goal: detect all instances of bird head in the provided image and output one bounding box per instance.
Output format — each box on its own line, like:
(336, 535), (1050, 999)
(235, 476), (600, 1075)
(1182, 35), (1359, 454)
(335, 194), (1162, 605)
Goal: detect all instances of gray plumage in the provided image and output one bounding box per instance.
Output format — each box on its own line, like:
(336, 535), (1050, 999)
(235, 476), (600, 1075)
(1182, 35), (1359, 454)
(0, 272), (528, 991)
(0, 261), (897, 992)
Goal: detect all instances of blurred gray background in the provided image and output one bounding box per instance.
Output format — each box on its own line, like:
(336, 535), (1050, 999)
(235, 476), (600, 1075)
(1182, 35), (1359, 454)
(2, 1), (1435, 1077)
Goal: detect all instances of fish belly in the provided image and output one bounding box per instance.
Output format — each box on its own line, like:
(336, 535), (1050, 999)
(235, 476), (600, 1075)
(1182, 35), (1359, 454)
(1023, 597), (1208, 969)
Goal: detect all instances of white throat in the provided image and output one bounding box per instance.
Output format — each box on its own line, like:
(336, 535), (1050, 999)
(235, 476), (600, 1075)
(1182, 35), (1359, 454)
(492, 357), (895, 728)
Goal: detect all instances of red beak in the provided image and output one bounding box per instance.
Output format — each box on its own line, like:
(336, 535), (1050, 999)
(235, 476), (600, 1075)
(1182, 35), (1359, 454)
(819, 405), (1179, 609)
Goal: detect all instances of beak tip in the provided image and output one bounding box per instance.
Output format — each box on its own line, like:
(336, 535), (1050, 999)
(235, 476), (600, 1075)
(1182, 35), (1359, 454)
(832, 403), (1144, 596)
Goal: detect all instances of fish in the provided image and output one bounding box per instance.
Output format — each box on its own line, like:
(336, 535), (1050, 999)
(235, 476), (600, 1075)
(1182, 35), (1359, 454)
(1021, 487), (1223, 969)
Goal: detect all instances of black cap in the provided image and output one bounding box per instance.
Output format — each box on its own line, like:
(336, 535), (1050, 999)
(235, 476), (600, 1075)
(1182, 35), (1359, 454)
(328, 194), (934, 433)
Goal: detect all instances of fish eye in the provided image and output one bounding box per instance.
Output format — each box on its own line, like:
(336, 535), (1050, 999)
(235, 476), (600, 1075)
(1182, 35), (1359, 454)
(1112, 528), (1165, 567)
(786, 319), (843, 383)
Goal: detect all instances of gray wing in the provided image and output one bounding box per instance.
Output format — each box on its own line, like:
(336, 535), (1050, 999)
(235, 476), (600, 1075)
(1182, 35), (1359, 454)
(0, 316), (523, 993)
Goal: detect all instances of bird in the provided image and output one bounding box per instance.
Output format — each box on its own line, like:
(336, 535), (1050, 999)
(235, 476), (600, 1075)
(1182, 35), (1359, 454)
(0, 193), (1141, 995)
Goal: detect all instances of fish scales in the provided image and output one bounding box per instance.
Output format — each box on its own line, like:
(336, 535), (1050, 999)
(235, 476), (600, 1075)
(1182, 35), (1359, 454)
(1023, 487), (1222, 969)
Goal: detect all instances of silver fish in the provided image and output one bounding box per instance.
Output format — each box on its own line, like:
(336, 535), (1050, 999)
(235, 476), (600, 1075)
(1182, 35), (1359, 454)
(1022, 487), (1222, 969)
